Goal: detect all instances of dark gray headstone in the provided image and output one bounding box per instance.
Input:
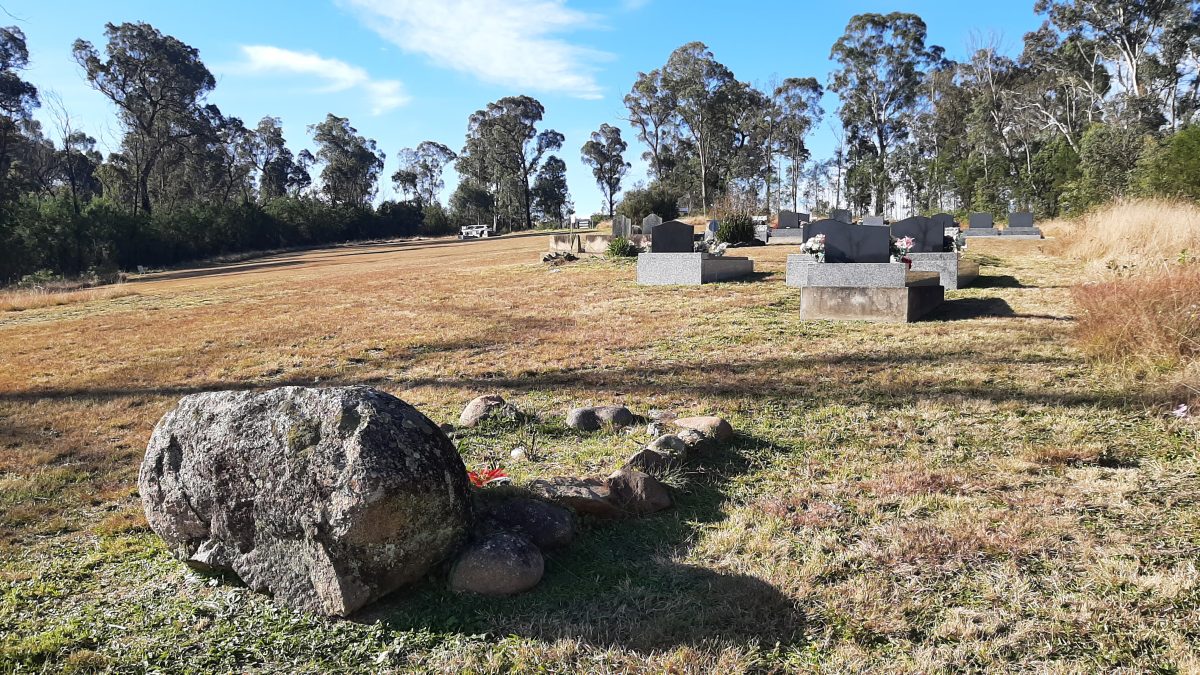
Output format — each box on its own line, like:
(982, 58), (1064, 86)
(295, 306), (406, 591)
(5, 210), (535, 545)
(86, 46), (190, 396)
(798, 212), (811, 223)
(968, 213), (993, 229)
(802, 219), (890, 263)
(890, 216), (943, 253)
(931, 213), (957, 229)
(863, 215), (886, 227)
(778, 210), (799, 229)
(1008, 212), (1034, 228)
(831, 209), (853, 224)
(651, 220), (695, 253)
(613, 215), (632, 238)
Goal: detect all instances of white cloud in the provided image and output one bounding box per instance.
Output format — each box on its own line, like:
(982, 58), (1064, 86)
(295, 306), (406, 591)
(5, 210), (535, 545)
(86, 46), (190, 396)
(340, 0), (608, 99)
(235, 45), (410, 114)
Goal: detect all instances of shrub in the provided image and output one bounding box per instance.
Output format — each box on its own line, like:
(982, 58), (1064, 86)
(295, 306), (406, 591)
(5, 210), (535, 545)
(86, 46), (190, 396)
(616, 184), (681, 224)
(606, 236), (639, 258)
(715, 213), (755, 245)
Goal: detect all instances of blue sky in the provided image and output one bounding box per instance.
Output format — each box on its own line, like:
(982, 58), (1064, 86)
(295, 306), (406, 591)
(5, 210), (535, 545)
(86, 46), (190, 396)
(13, 0), (1043, 215)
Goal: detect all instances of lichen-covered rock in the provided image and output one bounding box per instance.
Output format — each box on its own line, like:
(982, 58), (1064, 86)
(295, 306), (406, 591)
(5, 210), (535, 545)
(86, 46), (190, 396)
(478, 497), (575, 549)
(606, 468), (672, 515)
(672, 416), (734, 443)
(566, 405), (638, 431)
(449, 533), (544, 596)
(527, 477), (623, 518)
(625, 447), (682, 475)
(459, 395), (518, 428)
(139, 386), (472, 617)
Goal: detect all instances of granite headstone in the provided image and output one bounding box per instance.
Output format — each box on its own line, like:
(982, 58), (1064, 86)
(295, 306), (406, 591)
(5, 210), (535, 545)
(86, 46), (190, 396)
(1008, 212), (1034, 228)
(968, 213), (993, 229)
(642, 214), (662, 238)
(863, 215), (886, 227)
(890, 216), (943, 253)
(831, 209), (853, 224)
(802, 219), (891, 263)
(931, 213), (957, 229)
(778, 210), (800, 229)
(651, 220), (695, 253)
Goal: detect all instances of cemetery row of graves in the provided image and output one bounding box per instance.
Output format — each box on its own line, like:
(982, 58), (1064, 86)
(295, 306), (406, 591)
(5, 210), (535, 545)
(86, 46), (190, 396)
(548, 211), (1043, 322)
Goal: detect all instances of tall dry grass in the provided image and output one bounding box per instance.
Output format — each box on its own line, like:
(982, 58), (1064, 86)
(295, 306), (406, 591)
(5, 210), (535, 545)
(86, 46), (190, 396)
(1054, 199), (1200, 395)
(1044, 198), (1200, 278)
(0, 284), (138, 312)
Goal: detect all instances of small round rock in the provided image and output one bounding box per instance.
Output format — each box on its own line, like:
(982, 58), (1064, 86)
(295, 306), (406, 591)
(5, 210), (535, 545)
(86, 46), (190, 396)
(450, 533), (544, 596)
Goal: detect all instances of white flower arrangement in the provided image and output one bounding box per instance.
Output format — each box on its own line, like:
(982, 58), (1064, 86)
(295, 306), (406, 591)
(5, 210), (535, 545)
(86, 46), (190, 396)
(800, 233), (826, 262)
(890, 236), (915, 264)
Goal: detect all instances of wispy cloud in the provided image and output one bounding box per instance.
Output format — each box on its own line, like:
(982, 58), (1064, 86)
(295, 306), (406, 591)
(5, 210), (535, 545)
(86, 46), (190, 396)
(340, 0), (608, 100)
(235, 45), (409, 114)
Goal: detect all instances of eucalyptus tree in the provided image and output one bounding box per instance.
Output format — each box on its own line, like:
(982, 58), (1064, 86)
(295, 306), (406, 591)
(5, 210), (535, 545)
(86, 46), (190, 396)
(829, 12), (942, 214)
(308, 113), (385, 207)
(532, 155), (570, 224)
(393, 141), (456, 207)
(580, 123), (629, 218)
(662, 42), (736, 213)
(773, 77), (824, 211)
(73, 22), (216, 215)
(623, 68), (677, 182)
(0, 26), (38, 203)
(458, 95), (563, 230)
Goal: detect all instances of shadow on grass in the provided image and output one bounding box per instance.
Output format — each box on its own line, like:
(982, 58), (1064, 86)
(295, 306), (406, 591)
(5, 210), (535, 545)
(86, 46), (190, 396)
(356, 433), (806, 652)
(931, 297), (1074, 322)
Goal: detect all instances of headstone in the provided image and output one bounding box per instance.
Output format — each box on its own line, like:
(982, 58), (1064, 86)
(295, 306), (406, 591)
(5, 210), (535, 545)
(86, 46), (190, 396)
(831, 209), (853, 224)
(754, 223), (770, 243)
(968, 213), (993, 229)
(931, 213), (957, 229)
(1008, 211), (1034, 228)
(704, 220), (719, 242)
(802, 219), (890, 263)
(642, 214), (662, 238)
(798, 212), (811, 223)
(650, 220), (695, 253)
(863, 215), (886, 227)
(778, 210), (800, 229)
(890, 216), (943, 253)
(612, 215), (631, 238)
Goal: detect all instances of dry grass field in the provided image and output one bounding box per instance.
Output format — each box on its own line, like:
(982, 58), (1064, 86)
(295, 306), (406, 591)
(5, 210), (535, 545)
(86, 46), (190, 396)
(2, 226), (1199, 672)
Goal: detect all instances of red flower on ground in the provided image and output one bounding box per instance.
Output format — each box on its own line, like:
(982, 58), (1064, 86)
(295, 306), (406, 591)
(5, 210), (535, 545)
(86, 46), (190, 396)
(467, 467), (508, 488)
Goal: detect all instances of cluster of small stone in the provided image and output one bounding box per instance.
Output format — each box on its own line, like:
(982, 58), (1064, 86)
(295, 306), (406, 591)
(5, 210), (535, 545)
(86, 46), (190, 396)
(445, 394), (734, 596)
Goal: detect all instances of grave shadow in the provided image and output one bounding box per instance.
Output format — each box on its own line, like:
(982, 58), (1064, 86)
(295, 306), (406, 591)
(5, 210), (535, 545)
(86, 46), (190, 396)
(971, 274), (1026, 288)
(355, 431), (806, 653)
(930, 296), (1015, 320)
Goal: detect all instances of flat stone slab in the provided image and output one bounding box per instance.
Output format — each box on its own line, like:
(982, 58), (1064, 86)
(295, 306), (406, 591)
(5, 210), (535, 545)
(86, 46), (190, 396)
(800, 284), (944, 322)
(637, 253), (754, 286)
(766, 228), (807, 245)
(785, 258), (939, 289)
(962, 228), (1001, 237)
(548, 234), (579, 253)
(1001, 227), (1044, 239)
(905, 252), (979, 290)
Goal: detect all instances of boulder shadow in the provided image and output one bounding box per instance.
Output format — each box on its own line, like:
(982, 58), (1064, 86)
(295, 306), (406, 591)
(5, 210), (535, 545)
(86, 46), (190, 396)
(356, 431), (806, 652)
(971, 274), (1026, 288)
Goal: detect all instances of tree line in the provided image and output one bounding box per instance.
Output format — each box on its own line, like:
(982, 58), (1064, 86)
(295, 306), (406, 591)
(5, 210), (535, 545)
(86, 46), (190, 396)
(3, 0), (1200, 282)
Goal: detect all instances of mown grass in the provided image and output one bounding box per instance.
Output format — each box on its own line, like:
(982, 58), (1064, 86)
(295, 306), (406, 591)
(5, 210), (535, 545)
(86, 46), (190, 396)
(1, 233), (1198, 672)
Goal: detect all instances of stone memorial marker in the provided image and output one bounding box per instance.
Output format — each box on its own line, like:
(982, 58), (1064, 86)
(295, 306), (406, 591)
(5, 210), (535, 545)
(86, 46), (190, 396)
(642, 214), (662, 238)
(1008, 211), (1034, 228)
(704, 219), (719, 241)
(798, 212), (811, 223)
(803, 219), (890, 263)
(890, 216), (942, 253)
(754, 223), (770, 243)
(968, 212), (993, 229)
(931, 213), (957, 229)
(831, 209), (853, 224)
(612, 215), (631, 238)
(651, 220), (695, 253)
(778, 210), (800, 229)
(863, 215), (886, 227)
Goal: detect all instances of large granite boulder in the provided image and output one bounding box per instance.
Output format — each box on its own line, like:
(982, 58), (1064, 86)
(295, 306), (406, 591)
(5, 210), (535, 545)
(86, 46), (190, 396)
(139, 386), (472, 617)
